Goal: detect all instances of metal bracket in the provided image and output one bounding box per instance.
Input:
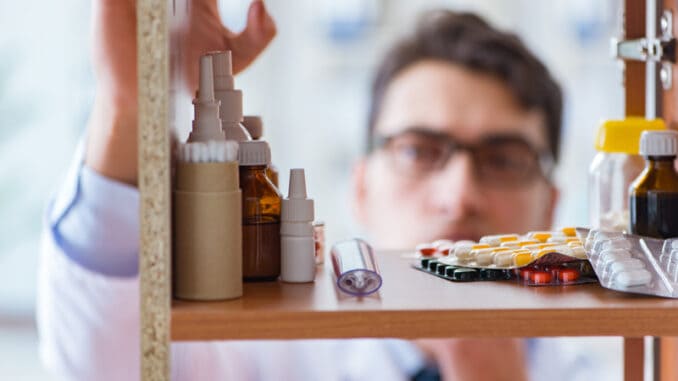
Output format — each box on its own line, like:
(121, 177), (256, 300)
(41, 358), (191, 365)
(611, 36), (675, 63)
(612, 10), (675, 62)
(612, 9), (675, 90)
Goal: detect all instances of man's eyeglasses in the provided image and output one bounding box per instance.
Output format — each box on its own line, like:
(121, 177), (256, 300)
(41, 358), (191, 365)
(372, 128), (554, 187)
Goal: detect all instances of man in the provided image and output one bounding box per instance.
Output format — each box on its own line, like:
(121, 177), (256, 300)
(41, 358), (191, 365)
(351, 11), (567, 380)
(38, 1), (602, 380)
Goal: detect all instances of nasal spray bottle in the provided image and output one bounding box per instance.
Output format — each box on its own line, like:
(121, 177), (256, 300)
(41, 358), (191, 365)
(242, 115), (279, 187)
(209, 51), (251, 141)
(173, 54), (243, 300)
(280, 169), (316, 283)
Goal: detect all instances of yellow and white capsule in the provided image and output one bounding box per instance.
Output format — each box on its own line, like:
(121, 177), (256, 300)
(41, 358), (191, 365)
(567, 241), (583, 249)
(474, 248), (496, 265)
(522, 243), (556, 251)
(500, 241), (520, 249)
(516, 240), (540, 247)
(479, 234), (520, 247)
(512, 249), (533, 266)
(527, 231), (565, 243)
(494, 252), (514, 267)
(561, 227), (577, 237)
(570, 246), (587, 259)
(453, 244), (475, 260)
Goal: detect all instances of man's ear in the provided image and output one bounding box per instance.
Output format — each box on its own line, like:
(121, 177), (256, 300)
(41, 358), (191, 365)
(351, 158), (369, 226)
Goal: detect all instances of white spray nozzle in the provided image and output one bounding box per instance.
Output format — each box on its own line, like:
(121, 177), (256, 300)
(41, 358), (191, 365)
(187, 54), (225, 143)
(288, 169), (308, 199)
(198, 55), (215, 102)
(211, 51), (235, 90)
(208, 51), (250, 141)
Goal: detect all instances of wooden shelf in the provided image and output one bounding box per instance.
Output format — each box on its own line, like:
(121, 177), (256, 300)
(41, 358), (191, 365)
(171, 250), (678, 341)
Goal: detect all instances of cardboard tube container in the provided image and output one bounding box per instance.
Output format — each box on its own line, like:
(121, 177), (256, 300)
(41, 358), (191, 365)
(173, 161), (242, 300)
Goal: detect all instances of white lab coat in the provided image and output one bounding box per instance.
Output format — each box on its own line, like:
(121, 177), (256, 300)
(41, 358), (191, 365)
(36, 145), (423, 381)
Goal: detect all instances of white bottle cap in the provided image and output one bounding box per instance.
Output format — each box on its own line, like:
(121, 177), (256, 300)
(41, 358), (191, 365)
(639, 130), (678, 156)
(282, 169), (314, 223)
(242, 116), (264, 139)
(208, 51), (251, 141)
(187, 55), (225, 142)
(238, 140), (271, 166)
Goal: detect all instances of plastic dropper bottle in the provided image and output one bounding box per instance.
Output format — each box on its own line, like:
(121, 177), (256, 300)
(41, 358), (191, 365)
(209, 51), (251, 141)
(281, 169), (316, 283)
(242, 115), (279, 187)
(187, 55), (226, 142)
(238, 140), (282, 281)
(629, 130), (678, 238)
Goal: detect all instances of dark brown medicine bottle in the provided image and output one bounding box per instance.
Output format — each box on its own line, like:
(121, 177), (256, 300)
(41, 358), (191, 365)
(629, 130), (678, 238)
(238, 140), (282, 281)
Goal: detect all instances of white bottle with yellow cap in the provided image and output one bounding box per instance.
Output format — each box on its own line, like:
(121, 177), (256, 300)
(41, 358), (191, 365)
(589, 118), (665, 231)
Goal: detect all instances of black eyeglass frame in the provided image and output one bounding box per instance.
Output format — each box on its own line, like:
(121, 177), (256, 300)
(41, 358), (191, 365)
(370, 128), (556, 183)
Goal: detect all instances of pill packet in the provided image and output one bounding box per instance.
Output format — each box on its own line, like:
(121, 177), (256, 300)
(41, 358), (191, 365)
(415, 257), (597, 286)
(414, 228), (587, 269)
(412, 228), (597, 286)
(577, 227), (678, 298)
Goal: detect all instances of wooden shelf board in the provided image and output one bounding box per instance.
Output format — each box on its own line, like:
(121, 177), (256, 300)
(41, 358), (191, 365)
(172, 250), (678, 340)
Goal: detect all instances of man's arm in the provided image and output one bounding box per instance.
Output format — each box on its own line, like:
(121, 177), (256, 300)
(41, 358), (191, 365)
(86, 0), (276, 186)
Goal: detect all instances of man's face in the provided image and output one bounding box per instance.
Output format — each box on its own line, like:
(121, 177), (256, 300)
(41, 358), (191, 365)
(353, 60), (558, 249)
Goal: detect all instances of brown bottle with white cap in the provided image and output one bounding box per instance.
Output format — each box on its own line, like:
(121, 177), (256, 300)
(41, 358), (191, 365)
(629, 130), (678, 238)
(239, 140), (282, 281)
(242, 115), (279, 187)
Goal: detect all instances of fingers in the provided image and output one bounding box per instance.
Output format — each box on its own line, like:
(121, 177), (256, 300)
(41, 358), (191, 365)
(228, 0), (277, 74)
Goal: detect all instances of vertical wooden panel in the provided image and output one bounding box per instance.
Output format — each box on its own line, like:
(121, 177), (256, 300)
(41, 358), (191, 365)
(659, 338), (678, 380)
(625, 338), (645, 381)
(138, 0), (171, 380)
(625, 0), (647, 116)
(623, 4), (647, 380)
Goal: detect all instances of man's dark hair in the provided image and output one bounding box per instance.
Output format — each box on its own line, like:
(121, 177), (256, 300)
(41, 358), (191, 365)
(367, 10), (563, 162)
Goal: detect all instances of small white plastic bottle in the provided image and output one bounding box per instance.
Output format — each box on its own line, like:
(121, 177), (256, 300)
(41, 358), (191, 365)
(280, 169), (316, 283)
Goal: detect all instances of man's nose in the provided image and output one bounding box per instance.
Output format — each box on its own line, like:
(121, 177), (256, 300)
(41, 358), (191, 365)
(428, 152), (485, 218)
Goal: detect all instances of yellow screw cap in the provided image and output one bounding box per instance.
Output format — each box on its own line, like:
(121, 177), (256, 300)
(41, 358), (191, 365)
(595, 118), (666, 154)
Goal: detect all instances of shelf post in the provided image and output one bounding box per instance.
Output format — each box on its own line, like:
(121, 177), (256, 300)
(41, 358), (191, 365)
(138, 0), (171, 379)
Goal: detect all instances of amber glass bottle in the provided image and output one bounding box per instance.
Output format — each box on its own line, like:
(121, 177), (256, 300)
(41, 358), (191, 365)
(238, 141), (282, 281)
(629, 131), (678, 238)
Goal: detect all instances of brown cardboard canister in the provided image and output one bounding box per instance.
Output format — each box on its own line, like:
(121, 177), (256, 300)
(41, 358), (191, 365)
(175, 161), (239, 192)
(173, 190), (242, 300)
(173, 161), (242, 301)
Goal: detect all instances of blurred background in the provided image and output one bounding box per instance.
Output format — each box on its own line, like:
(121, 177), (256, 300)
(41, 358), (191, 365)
(0, 0), (623, 379)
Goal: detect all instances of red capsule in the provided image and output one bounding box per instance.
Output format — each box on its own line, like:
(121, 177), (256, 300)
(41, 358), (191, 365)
(417, 244), (436, 257)
(438, 246), (452, 256)
(530, 270), (553, 284)
(558, 268), (580, 283)
(519, 268), (534, 281)
(543, 265), (565, 278)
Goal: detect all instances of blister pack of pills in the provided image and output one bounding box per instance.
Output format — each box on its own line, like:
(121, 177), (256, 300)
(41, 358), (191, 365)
(578, 228), (678, 298)
(413, 228), (598, 286)
(415, 228), (587, 268)
(416, 257), (597, 286)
